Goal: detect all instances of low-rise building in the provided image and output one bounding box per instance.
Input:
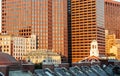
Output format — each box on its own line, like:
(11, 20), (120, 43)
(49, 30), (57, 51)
(0, 51), (34, 76)
(105, 30), (120, 60)
(105, 30), (116, 55)
(12, 35), (36, 60)
(24, 49), (61, 64)
(0, 34), (12, 55)
(0, 34), (36, 60)
(114, 39), (120, 60)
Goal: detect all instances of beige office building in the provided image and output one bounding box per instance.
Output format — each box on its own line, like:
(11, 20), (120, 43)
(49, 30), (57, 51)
(24, 49), (61, 64)
(105, 30), (120, 60)
(0, 34), (36, 60)
(0, 34), (12, 55)
(12, 35), (36, 60)
(105, 30), (116, 55)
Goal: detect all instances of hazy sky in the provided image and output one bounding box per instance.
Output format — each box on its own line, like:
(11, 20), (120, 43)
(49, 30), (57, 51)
(114, 0), (120, 2)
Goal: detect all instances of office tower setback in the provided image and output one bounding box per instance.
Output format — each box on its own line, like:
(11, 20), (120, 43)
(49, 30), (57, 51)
(105, 0), (120, 39)
(71, 0), (105, 62)
(2, 0), (68, 62)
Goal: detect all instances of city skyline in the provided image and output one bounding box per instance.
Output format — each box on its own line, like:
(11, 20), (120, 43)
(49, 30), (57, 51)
(0, 0), (120, 32)
(0, 0), (120, 76)
(1, 0), (120, 64)
(1, 0), (68, 63)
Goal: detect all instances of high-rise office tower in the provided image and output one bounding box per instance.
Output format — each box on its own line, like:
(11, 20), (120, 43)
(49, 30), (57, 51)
(70, 0), (105, 63)
(2, 0), (68, 62)
(105, 0), (120, 38)
(52, 0), (68, 62)
(2, 0), (52, 50)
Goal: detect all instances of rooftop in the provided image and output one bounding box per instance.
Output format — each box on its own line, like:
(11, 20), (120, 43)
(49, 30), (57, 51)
(0, 52), (18, 65)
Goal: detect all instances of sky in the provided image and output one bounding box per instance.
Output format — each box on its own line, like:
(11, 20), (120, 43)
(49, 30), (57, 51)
(114, 0), (120, 2)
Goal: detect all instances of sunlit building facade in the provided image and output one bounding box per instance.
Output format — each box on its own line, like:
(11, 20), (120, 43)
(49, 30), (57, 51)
(12, 35), (36, 60)
(0, 34), (36, 60)
(105, 0), (120, 38)
(105, 30), (116, 55)
(105, 30), (120, 60)
(24, 49), (61, 64)
(115, 39), (120, 60)
(2, 0), (68, 62)
(2, 0), (52, 50)
(52, 0), (68, 62)
(0, 34), (12, 55)
(70, 0), (105, 63)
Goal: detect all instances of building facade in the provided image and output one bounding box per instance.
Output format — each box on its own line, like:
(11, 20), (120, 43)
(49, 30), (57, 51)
(0, 34), (36, 60)
(115, 39), (120, 60)
(2, 0), (52, 50)
(0, 34), (12, 55)
(12, 35), (36, 60)
(2, 0), (68, 62)
(24, 49), (61, 64)
(105, 30), (116, 55)
(70, 0), (105, 63)
(52, 0), (68, 62)
(105, 0), (120, 38)
(105, 30), (120, 60)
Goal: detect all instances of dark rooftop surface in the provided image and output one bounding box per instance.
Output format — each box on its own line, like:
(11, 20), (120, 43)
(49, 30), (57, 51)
(0, 52), (18, 65)
(34, 64), (120, 76)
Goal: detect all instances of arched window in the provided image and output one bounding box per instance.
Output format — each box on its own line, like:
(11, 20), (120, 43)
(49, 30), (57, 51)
(95, 45), (96, 49)
(92, 45), (94, 49)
